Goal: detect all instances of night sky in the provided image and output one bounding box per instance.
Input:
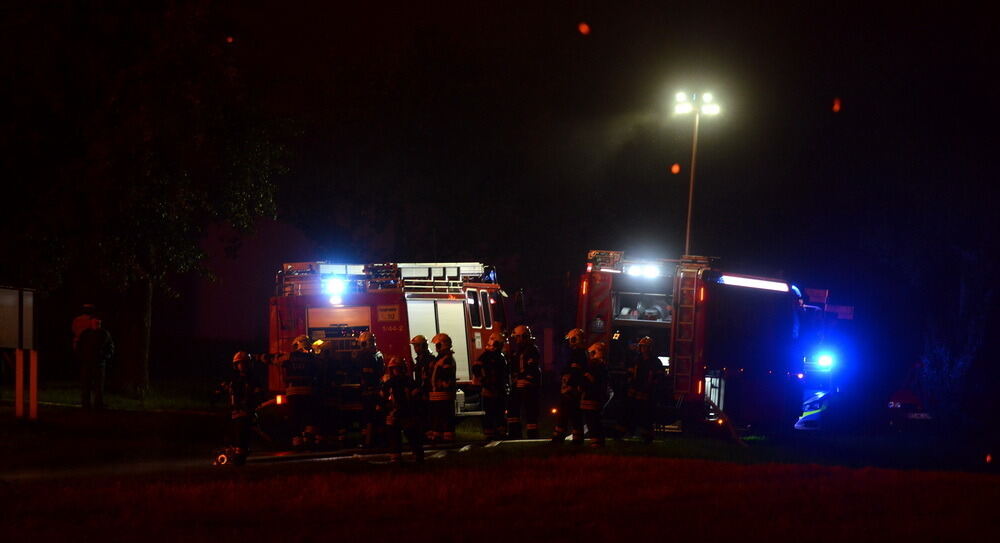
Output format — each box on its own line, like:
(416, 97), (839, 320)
(224, 3), (997, 276)
(3, 2), (998, 400)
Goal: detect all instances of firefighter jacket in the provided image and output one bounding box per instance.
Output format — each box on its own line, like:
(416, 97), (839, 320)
(429, 350), (457, 401)
(413, 350), (436, 397)
(354, 350), (386, 393)
(77, 327), (114, 367)
(560, 348), (586, 396)
(473, 350), (508, 398)
(581, 359), (609, 411)
(381, 374), (423, 426)
(628, 354), (662, 402)
(227, 370), (263, 419)
(334, 351), (363, 412)
(510, 344), (542, 389)
(283, 351), (319, 393)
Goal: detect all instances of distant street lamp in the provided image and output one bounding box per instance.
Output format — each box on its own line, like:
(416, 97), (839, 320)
(674, 92), (720, 255)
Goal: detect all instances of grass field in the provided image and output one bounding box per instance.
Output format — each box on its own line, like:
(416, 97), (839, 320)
(3, 446), (998, 542)
(3, 401), (998, 541)
(0, 379), (218, 412)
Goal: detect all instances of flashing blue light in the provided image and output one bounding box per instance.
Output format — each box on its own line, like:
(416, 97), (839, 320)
(324, 277), (345, 296)
(817, 354), (834, 369)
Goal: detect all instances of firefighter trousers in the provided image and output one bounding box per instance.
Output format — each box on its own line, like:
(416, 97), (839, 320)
(387, 419), (424, 463)
(481, 393), (506, 440)
(617, 397), (654, 443)
(552, 393), (584, 443)
(583, 408), (605, 447)
(428, 399), (455, 442)
(80, 361), (106, 409)
(287, 392), (318, 440)
(228, 413), (253, 452)
(507, 386), (540, 439)
(360, 390), (384, 447)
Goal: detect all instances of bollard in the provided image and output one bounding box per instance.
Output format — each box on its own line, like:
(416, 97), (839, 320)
(13, 349), (38, 420)
(15, 349), (23, 418)
(30, 349), (38, 420)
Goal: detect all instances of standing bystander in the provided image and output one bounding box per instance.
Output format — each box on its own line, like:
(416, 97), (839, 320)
(77, 315), (114, 409)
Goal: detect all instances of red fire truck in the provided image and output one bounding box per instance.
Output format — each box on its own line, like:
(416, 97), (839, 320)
(267, 261), (507, 415)
(576, 250), (818, 433)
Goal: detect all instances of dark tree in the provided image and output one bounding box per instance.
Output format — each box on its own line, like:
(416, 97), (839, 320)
(1, 1), (287, 396)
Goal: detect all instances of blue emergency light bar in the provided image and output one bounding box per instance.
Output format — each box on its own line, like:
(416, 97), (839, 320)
(323, 277), (345, 296)
(817, 354), (835, 369)
(717, 275), (790, 292)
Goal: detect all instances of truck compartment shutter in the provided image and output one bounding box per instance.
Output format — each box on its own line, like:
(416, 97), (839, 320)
(435, 300), (470, 381)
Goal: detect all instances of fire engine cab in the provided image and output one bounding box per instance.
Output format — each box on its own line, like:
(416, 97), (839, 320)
(268, 261), (507, 415)
(577, 250), (836, 433)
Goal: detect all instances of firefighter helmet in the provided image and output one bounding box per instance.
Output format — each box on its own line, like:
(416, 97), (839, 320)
(565, 328), (585, 348)
(410, 335), (428, 346)
(511, 325), (533, 343)
(431, 333), (452, 351)
(292, 335), (312, 352)
(487, 332), (505, 351)
(637, 336), (653, 356)
(358, 331), (376, 349)
(232, 351), (250, 364)
(587, 342), (607, 360)
(387, 356), (406, 369)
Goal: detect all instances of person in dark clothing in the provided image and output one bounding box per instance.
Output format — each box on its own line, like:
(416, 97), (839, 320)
(552, 328), (587, 444)
(620, 336), (663, 444)
(312, 338), (340, 448)
(77, 317), (114, 409)
(381, 356), (425, 464)
(581, 342), (610, 448)
(354, 331), (385, 448)
(410, 334), (435, 400)
(334, 347), (363, 448)
(225, 351), (264, 462)
(428, 333), (457, 443)
(507, 325), (542, 439)
(283, 334), (320, 447)
(472, 332), (508, 441)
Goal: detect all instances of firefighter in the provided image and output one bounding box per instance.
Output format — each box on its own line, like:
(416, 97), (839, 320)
(410, 334), (434, 440)
(283, 334), (320, 448)
(354, 331), (385, 448)
(312, 339), (339, 448)
(472, 331), (508, 441)
(552, 328), (586, 444)
(410, 335), (435, 398)
(581, 342), (609, 447)
(335, 340), (363, 448)
(381, 356), (425, 464)
(507, 324), (542, 439)
(222, 351), (264, 464)
(620, 336), (662, 444)
(428, 333), (457, 444)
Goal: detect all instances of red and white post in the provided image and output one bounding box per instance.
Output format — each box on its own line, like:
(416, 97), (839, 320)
(14, 348), (38, 420)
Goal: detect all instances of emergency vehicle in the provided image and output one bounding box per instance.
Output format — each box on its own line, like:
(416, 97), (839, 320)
(267, 261), (508, 415)
(576, 250), (847, 433)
